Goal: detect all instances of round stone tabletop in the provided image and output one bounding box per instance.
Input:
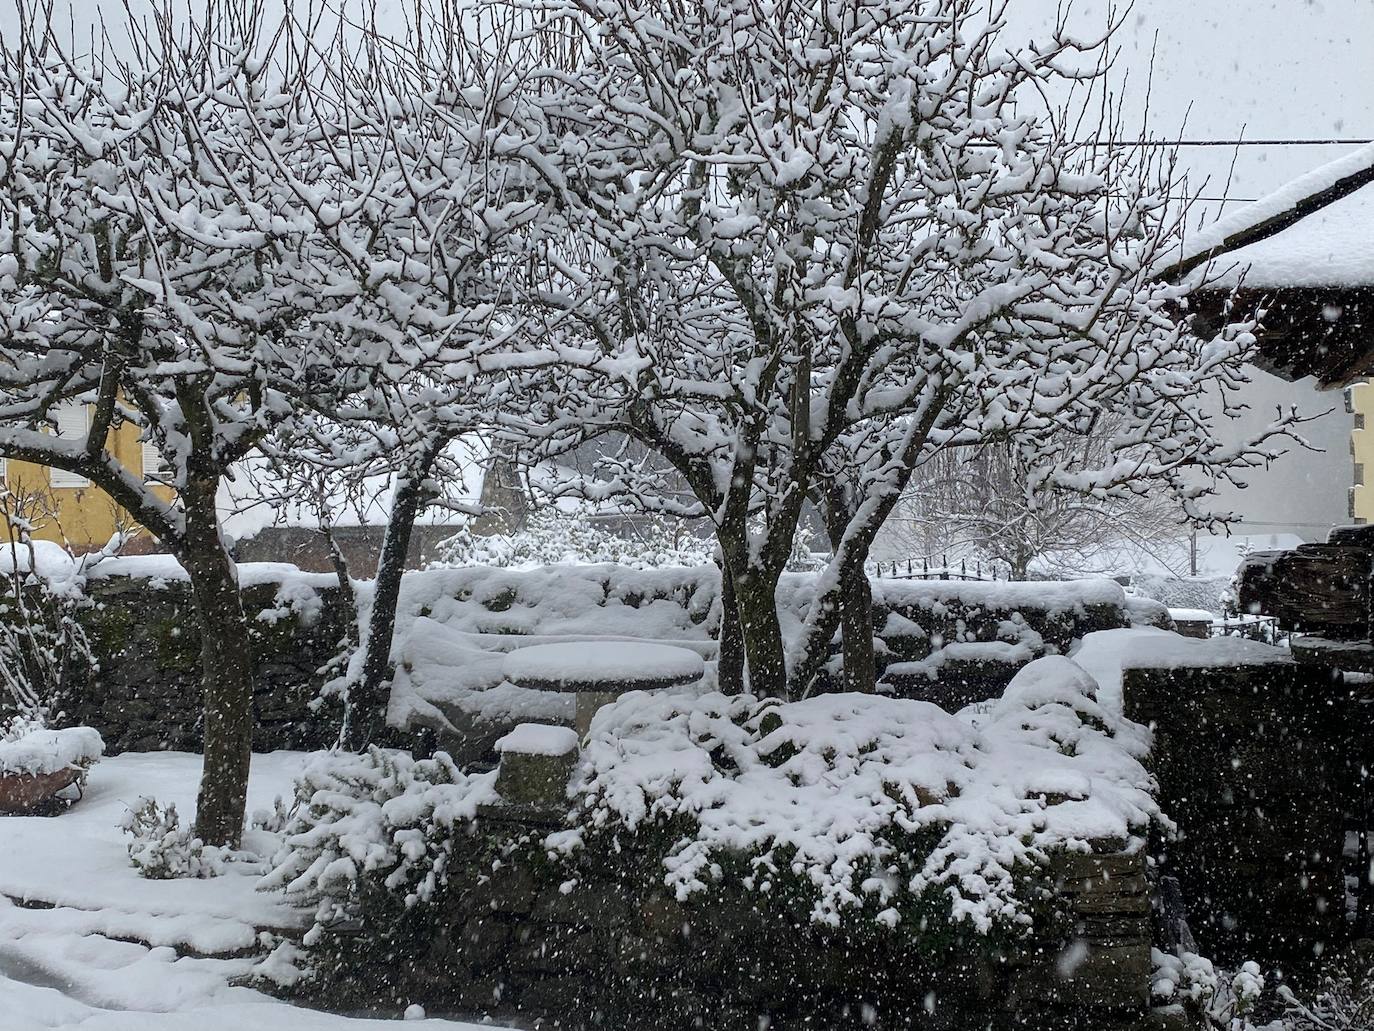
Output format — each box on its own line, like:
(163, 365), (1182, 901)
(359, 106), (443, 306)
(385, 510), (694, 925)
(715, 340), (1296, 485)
(502, 640), (706, 694)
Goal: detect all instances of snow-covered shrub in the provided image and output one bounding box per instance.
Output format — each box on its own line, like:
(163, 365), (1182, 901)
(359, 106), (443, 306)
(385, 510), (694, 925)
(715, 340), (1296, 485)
(436, 508), (715, 569)
(564, 655), (1159, 930)
(262, 659), (1160, 1018)
(0, 532), (99, 720)
(0, 714), (103, 780)
(1151, 949), (1265, 1029)
(435, 507), (826, 572)
(251, 796), (298, 835)
(1279, 959), (1374, 1031)
(122, 797), (224, 880)
(259, 748), (497, 941)
(293, 655), (1158, 937)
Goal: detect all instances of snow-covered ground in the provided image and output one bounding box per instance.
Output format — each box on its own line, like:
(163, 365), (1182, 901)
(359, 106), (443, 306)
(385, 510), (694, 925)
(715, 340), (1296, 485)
(0, 751), (506, 1031)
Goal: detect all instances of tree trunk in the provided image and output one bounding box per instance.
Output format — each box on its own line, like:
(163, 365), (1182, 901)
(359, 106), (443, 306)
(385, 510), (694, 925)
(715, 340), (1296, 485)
(732, 568), (788, 699)
(1012, 549), (1030, 581)
(180, 481), (254, 848)
(838, 558), (876, 693)
(347, 451), (437, 750)
(716, 559), (745, 695)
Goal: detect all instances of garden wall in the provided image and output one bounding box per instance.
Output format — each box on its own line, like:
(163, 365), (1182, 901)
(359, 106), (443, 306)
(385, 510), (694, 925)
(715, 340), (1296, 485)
(1108, 634), (1358, 971)
(401, 826), (1150, 1030)
(58, 573), (348, 753)
(274, 662), (1159, 1030)
(35, 562), (1131, 756)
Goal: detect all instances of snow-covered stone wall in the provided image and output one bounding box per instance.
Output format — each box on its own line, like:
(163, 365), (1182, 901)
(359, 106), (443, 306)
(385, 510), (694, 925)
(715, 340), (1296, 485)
(46, 564), (1130, 755)
(1077, 629), (1358, 972)
(57, 574), (348, 753)
(266, 659), (1158, 1027)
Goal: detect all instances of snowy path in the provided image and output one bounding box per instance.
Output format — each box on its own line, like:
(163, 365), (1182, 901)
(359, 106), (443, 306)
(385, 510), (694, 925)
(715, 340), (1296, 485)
(0, 751), (509, 1030)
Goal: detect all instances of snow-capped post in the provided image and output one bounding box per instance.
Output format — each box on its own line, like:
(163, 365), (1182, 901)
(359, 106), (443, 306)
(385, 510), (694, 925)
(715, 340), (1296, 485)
(486, 0), (1306, 698)
(491, 723), (579, 815)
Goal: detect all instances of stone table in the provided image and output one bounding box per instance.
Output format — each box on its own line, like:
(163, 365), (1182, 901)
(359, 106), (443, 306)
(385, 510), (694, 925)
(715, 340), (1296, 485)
(502, 641), (706, 736)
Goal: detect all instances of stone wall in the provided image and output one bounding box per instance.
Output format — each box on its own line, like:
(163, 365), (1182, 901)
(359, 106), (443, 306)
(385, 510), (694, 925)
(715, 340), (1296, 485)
(303, 734), (1153, 1031)
(1122, 656), (1355, 970)
(55, 577), (348, 753)
(40, 569), (1131, 759)
(423, 845), (1149, 1030)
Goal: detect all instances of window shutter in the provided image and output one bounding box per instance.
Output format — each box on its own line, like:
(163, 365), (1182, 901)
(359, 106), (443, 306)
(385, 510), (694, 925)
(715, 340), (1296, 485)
(49, 405), (90, 488)
(142, 439), (173, 484)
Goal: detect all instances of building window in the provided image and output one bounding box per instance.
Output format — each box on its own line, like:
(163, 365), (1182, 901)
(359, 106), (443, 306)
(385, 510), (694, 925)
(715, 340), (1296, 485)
(1351, 487), (1358, 519)
(49, 404), (91, 489)
(142, 439), (175, 484)
(1358, 413), (1367, 430)
(1346, 386), (1356, 413)
(1357, 463), (1366, 486)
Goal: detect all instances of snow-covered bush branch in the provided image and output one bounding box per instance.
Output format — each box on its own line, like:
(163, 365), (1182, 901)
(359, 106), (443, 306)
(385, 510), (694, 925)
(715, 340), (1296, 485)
(259, 748), (497, 941)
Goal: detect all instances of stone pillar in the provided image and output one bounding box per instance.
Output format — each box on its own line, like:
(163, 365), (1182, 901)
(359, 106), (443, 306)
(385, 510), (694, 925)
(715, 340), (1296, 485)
(1004, 849), (1152, 1021)
(487, 723), (579, 817)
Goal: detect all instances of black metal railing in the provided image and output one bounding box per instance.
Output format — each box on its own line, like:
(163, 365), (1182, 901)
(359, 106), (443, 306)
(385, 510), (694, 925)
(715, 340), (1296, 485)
(869, 556), (1005, 581)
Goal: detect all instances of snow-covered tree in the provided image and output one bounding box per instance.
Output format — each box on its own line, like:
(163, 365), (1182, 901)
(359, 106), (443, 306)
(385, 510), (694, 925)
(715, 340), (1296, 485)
(0, 0), (569, 817)
(0, 9), (317, 842)
(480, 0), (1300, 698)
(0, 5), (414, 838)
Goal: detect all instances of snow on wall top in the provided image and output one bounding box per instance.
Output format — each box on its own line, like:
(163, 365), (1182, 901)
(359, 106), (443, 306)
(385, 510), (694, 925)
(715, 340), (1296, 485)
(872, 576), (1126, 612)
(1072, 627), (1291, 717)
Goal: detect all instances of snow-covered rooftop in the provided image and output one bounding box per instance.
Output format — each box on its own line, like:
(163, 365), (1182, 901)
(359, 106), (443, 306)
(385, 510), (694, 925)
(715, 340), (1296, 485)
(1172, 140), (1374, 290)
(1199, 181), (1374, 290)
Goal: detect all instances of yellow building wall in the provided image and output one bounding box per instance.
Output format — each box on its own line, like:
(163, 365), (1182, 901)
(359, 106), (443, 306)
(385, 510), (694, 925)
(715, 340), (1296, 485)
(1349, 381), (1374, 525)
(0, 412), (174, 552)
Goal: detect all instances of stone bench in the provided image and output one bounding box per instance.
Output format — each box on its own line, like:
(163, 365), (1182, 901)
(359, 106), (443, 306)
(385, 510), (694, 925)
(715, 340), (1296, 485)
(502, 640), (705, 736)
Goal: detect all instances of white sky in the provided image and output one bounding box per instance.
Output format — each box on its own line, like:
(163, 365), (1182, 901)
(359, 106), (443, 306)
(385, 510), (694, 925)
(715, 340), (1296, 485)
(1036, 0), (1374, 209)
(8, 0), (1368, 202)
(7, 0), (1371, 538)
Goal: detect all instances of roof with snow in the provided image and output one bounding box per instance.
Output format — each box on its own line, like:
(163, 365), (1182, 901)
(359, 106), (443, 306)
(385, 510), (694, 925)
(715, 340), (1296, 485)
(1172, 142), (1374, 386)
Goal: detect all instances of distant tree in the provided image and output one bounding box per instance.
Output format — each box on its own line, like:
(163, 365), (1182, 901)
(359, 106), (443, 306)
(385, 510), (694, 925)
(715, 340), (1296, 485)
(887, 426), (1191, 580)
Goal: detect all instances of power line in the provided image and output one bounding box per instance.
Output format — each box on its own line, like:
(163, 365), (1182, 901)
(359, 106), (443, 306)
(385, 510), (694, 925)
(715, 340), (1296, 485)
(1098, 138), (1372, 148)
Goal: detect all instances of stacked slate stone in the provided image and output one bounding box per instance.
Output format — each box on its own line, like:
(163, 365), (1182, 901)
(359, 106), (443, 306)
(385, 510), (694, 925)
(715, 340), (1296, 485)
(58, 577), (347, 753)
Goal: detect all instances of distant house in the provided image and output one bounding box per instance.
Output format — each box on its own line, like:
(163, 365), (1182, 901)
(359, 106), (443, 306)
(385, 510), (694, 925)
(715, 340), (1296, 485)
(1170, 142), (1374, 526)
(0, 404), (174, 553)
